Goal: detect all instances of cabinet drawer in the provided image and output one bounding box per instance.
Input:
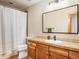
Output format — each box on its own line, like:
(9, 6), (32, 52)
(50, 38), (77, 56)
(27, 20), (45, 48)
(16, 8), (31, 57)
(69, 51), (79, 59)
(28, 41), (36, 47)
(36, 43), (49, 59)
(28, 45), (36, 59)
(49, 52), (68, 59)
(49, 46), (68, 57)
(37, 43), (48, 51)
(28, 45), (36, 49)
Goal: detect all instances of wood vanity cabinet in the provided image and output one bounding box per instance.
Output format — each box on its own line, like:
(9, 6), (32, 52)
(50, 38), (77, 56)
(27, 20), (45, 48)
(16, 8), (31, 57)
(36, 43), (49, 59)
(49, 46), (68, 59)
(27, 41), (36, 59)
(27, 40), (79, 59)
(69, 51), (79, 59)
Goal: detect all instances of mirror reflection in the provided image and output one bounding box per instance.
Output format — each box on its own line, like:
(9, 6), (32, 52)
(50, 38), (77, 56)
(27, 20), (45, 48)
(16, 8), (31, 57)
(43, 5), (78, 33)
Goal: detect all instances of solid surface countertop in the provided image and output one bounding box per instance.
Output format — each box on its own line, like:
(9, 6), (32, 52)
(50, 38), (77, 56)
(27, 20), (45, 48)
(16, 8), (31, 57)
(27, 37), (79, 52)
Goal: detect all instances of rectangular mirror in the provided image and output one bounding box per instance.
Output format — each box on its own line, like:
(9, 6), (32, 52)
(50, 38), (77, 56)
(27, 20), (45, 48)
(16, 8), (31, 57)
(42, 5), (79, 34)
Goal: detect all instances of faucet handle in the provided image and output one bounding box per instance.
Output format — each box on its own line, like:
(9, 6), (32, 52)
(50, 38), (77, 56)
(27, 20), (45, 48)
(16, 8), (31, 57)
(47, 35), (51, 40)
(53, 35), (56, 40)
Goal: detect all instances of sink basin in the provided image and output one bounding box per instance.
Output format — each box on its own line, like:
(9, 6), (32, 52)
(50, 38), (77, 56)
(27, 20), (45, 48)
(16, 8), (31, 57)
(44, 39), (63, 44)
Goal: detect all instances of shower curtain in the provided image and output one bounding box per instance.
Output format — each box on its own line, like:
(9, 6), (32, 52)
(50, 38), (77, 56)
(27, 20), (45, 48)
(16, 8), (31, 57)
(0, 5), (27, 55)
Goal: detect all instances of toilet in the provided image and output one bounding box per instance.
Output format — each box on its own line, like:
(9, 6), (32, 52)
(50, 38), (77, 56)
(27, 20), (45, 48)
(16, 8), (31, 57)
(18, 44), (27, 59)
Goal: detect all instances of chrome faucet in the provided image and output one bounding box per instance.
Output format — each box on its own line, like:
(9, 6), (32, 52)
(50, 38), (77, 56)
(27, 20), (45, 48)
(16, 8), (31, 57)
(47, 35), (51, 40)
(47, 35), (56, 40)
(53, 35), (56, 41)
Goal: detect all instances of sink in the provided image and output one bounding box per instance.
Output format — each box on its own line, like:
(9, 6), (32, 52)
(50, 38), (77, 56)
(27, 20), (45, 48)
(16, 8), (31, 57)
(44, 39), (63, 44)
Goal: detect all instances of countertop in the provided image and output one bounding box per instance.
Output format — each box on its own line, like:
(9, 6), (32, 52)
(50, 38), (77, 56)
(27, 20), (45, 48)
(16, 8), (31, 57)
(27, 37), (79, 52)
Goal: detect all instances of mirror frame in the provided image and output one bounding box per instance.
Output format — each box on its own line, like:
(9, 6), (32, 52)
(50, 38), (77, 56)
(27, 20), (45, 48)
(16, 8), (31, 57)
(42, 4), (79, 34)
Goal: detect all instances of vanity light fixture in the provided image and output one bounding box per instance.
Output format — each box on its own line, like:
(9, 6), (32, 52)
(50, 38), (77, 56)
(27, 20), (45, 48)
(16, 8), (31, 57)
(49, 0), (64, 5)
(47, 0), (66, 11)
(49, 0), (59, 5)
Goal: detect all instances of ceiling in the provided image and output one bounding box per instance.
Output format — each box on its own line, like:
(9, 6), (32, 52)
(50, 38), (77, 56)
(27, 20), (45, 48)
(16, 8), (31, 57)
(0, 0), (42, 11)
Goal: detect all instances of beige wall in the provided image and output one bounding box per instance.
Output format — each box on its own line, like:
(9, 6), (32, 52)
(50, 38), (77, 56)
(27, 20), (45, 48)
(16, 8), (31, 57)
(27, 0), (79, 40)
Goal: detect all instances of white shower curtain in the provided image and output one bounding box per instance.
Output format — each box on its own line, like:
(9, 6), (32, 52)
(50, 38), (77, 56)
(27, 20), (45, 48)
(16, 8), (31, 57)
(0, 5), (27, 55)
(0, 5), (3, 55)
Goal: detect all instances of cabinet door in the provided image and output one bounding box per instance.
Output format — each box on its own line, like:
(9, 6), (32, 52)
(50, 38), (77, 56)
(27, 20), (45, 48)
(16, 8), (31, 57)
(69, 51), (79, 59)
(38, 50), (49, 59)
(49, 46), (68, 59)
(49, 52), (68, 59)
(28, 45), (36, 59)
(36, 43), (49, 59)
(28, 41), (36, 59)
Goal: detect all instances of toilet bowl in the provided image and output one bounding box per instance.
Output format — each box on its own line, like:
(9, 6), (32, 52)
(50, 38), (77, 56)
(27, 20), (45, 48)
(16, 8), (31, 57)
(18, 44), (27, 59)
